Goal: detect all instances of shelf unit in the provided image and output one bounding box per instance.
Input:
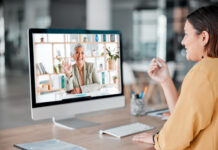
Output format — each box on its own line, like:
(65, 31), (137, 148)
(34, 34), (121, 95)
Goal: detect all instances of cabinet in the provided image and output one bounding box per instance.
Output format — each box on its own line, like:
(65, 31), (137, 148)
(33, 33), (121, 95)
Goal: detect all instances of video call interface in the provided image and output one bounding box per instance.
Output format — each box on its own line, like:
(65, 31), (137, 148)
(33, 33), (122, 103)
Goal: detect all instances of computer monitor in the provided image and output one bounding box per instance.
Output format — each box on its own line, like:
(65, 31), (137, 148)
(28, 29), (125, 128)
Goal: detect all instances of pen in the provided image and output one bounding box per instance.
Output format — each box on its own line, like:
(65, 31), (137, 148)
(139, 85), (149, 99)
(139, 92), (143, 99)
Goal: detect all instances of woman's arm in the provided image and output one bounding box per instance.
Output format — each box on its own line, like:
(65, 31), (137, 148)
(160, 77), (178, 113)
(148, 58), (178, 113)
(63, 59), (74, 92)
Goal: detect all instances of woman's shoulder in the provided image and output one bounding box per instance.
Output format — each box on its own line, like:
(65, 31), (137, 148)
(192, 57), (218, 74)
(185, 57), (218, 83)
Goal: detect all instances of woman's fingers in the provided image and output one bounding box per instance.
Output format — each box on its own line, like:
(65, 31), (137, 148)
(132, 132), (154, 144)
(72, 89), (78, 94)
(150, 64), (159, 70)
(150, 60), (161, 69)
(151, 58), (156, 63)
(75, 88), (82, 94)
(132, 136), (146, 143)
(148, 58), (164, 74)
(63, 60), (69, 70)
(149, 65), (159, 73)
(149, 68), (157, 74)
(157, 57), (166, 66)
(151, 57), (166, 68)
(63, 59), (71, 72)
(67, 60), (71, 66)
(63, 59), (70, 66)
(71, 89), (75, 94)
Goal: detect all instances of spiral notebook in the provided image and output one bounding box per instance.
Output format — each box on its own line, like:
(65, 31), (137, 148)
(14, 139), (88, 150)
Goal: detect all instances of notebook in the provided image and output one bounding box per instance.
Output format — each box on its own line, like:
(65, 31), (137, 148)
(14, 139), (88, 150)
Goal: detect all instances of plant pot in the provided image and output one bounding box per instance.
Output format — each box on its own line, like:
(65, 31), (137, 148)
(108, 60), (116, 70)
(113, 79), (117, 84)
(40, 37), (44, 42)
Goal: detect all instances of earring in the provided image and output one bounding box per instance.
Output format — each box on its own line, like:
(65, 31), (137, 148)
(201, 56), (204, 59)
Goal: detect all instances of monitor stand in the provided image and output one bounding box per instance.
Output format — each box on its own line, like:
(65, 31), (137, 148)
(52, 117), (98, 130)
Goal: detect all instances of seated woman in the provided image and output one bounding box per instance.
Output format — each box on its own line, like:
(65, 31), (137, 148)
(64, 44), (101, 94)
(133, 5), (218, 150)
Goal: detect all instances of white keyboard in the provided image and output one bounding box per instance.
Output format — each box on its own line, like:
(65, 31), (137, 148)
(99, 122), (154, 138)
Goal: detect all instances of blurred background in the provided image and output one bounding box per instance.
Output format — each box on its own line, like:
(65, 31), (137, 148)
(0, 0), (217, 129)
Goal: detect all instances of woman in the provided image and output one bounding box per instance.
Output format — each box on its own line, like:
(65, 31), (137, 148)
(133, 5), (218, 150)
(64, 44), (100, 94)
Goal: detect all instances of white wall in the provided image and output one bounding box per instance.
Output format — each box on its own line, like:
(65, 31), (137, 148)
(86, 0), (111, 30)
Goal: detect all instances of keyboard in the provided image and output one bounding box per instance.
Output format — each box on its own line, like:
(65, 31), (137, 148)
(99, 122), (154, 138)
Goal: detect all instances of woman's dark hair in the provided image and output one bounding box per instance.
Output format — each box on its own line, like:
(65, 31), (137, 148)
(187, 5), (218, 57)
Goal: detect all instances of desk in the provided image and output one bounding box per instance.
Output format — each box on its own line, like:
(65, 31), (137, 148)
(0, 105), (166, 150)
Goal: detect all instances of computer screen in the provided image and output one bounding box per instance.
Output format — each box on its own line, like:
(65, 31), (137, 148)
(29, 29), (125, 121)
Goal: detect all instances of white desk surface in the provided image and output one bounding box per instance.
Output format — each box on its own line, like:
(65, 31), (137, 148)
(37, 86), (120, 103)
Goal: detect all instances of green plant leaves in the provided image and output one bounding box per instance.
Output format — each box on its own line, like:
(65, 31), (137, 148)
(106, 48), (120, 61)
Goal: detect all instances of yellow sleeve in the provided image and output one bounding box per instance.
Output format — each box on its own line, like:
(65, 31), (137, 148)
(155, 70), (215, 150)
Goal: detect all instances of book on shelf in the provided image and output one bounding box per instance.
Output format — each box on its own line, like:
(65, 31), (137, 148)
(37, 63), (48, 74)
(40, 80), (49, 84)
(51, 75), (65, 90)
(36, 64), (43, 74)
(39, 63), (48, 74)
(110, 34), (115, 42)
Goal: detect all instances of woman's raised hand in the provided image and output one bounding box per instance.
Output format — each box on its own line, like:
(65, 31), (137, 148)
(148, 58), (171, 84)
(63, 59), (72, 78)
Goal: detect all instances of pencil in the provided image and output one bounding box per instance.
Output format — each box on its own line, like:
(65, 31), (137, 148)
(143, 85), (148, 96)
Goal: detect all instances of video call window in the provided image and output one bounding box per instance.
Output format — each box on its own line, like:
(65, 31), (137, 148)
(33, 33), (122, 103)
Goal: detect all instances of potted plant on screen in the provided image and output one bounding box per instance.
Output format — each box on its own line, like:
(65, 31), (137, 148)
(54, 50), (64, 73)
(113, 75), (118, 84)
(101, 47), (120, 70)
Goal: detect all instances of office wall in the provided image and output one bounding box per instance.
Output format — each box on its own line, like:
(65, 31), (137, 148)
(111, 0), (158, 60)
(3, 0), (86, 71)
(50, 0), (86, 29)
(4, 0), (50, 70)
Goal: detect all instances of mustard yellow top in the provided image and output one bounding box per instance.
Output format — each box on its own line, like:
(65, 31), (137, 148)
(155, 57), (218, 150)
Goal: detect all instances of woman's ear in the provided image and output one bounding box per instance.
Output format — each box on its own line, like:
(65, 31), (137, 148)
(201, 31), (209, 47)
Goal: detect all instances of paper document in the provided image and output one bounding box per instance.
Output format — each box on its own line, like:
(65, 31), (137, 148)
(147, 108), (170, 120)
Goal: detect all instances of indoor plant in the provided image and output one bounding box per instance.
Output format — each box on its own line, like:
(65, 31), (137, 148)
(113, 75), (118, 84)
(102, 48), (120, 70)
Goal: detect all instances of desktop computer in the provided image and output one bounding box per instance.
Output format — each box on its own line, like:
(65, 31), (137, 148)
(28, 29), (125, 128)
